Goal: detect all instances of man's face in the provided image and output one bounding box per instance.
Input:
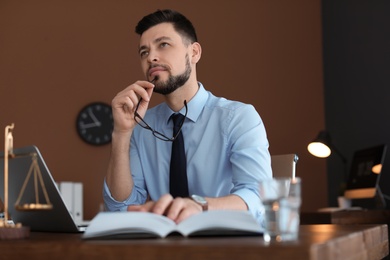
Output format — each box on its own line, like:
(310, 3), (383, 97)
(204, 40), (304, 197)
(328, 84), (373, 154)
(138, 23), (192, 95)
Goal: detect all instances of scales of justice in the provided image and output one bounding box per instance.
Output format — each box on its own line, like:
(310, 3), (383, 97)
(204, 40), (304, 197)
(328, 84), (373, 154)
(0, 123), (53, 239)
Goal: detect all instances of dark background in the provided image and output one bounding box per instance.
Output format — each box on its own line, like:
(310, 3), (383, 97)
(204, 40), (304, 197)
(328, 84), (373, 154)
(322, 0), (390, 207)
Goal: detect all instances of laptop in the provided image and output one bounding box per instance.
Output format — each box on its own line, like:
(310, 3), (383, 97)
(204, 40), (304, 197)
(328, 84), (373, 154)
(344, 144), (387, 208)
(318, 144), (387, 212)
(0, 145), (87, 232)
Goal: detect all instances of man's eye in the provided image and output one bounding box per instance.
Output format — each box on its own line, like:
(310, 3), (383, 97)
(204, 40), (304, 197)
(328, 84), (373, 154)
(160, 42), (169, 48)
(140, 51), (148, 58)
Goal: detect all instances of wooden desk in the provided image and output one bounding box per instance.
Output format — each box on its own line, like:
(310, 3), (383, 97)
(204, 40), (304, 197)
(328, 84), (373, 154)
(301, 209), (390, 225)
(0, 224), (388, 260)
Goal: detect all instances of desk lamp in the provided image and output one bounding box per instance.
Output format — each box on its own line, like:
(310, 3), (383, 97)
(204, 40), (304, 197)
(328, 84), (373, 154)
(307, 131), (349, 204)
(307, 131), (347, 163)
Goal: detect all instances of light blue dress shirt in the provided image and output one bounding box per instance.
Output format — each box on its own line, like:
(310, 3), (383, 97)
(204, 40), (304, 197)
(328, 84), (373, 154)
(103, 83), (272, 223)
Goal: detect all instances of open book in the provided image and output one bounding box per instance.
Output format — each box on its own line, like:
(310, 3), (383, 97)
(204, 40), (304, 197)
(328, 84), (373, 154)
(82, 210), (263, 239)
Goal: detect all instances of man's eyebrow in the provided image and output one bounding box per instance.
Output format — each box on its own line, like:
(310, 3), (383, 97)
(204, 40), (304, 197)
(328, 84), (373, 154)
(139, 36), (173, 53)
(155, 36), (172, 43)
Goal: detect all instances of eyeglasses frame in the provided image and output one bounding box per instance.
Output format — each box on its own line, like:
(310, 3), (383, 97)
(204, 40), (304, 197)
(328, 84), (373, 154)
(134, 99), (188, 142)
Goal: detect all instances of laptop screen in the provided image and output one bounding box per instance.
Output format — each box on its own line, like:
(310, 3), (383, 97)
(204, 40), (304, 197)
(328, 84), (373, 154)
(344, 144), (387, 205)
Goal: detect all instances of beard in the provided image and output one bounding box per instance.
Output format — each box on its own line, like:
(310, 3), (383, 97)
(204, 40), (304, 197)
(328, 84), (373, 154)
(153, 54), (191, 95)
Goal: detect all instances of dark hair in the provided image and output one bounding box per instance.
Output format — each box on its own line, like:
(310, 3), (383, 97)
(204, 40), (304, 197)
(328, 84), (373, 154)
(135, 9), (198, 43)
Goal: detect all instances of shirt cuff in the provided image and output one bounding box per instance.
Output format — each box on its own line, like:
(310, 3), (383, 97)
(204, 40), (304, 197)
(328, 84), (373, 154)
(102, 180), (130, 212)
(232, 188), (265, 226)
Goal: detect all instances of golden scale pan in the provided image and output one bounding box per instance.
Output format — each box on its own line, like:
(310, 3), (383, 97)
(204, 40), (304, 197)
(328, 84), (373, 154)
(14, 152), (53, 211)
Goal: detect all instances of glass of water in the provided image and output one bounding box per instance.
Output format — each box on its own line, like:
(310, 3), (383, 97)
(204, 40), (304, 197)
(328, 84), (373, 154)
(259, 177), (301, 242)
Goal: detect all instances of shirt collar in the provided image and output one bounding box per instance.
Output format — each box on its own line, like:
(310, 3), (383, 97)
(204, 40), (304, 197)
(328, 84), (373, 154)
(162, 82), (208, 124)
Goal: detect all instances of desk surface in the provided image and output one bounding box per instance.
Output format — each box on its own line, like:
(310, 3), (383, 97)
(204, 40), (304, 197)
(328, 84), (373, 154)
(301, 209), (390, 225)
(0, 224), (388, 260)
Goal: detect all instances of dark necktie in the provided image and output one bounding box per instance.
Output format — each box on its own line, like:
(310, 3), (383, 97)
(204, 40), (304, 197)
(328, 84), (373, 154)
(169, 113), (189, 198)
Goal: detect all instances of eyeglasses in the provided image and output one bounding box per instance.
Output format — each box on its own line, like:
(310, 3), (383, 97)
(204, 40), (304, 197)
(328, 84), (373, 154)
(134, 99), (188, 142)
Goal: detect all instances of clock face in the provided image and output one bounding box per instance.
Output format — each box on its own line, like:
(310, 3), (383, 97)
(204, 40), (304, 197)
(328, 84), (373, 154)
(76, 102), (114, 145)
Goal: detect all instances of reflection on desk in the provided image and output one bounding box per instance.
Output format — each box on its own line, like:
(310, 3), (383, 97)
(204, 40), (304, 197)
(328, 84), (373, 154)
(0, 224), (388, 260)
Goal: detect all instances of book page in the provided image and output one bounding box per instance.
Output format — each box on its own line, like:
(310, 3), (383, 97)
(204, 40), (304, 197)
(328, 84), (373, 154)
(82, 212), (176, 239)
(177, 210), (263, 237)
(83, 210), (263, 239)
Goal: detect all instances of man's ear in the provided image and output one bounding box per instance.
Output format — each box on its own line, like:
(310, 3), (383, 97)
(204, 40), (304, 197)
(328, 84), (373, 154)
(191, 42), (202, 64)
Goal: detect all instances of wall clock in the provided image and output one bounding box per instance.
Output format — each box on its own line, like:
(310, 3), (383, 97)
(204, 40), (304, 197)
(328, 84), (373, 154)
(76, 102), (114, 145)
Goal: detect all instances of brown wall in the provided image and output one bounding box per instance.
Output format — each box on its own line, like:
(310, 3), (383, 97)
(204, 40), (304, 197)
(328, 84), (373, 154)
(0, 0), (326, 220)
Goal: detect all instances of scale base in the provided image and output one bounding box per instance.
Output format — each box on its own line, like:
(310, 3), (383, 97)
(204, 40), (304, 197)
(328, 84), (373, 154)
(0, 224), (30, 240)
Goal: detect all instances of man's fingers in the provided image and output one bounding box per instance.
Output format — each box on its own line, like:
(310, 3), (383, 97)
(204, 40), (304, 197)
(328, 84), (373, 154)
(151, 194), (174, 215)
(127, 201), (154, 212)
(127, 195), (202, 224)
(133, 80), (155, 102)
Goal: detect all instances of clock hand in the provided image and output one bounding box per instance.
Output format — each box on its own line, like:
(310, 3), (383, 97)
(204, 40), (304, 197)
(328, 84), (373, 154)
(88, 108), (102, 126)
(79, 122), (99, 130)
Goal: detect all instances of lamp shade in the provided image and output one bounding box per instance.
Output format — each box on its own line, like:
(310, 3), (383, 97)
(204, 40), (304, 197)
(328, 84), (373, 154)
(307, 131), (332, 158)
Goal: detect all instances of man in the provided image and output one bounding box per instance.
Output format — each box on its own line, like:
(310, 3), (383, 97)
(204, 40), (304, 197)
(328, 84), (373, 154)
(104, 9), (272, 224)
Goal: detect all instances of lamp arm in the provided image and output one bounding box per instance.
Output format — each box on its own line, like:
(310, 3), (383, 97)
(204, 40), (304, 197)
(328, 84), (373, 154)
(330, 144), (347, 164)
(330, 144), (349, 187)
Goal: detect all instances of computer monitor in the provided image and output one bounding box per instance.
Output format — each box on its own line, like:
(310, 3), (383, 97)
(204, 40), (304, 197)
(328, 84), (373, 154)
(344, 144), (387, 208)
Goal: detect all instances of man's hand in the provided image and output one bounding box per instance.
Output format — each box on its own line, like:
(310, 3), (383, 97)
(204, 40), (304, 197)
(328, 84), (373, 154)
(111, 80), (155, 134)
(127, 194), (203, 223)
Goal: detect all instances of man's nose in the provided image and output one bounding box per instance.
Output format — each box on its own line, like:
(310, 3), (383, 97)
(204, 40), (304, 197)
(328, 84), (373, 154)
(147, 50), (159, 63)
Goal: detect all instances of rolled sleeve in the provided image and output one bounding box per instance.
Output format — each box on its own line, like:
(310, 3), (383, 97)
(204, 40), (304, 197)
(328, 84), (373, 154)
(102, 180), (130, 212)
(232, 187), (265, 225)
